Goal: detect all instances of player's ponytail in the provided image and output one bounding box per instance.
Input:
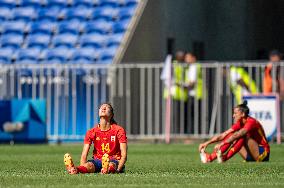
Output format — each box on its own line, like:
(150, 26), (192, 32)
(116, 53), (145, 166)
(236, 100), (249, 116)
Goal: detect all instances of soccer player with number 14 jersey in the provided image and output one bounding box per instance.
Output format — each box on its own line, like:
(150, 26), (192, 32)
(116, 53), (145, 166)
(64, 103), (128, 174)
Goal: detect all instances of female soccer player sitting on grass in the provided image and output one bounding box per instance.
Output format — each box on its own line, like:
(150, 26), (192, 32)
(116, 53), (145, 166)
(64, 103), (128, 174)
(199, 101), (270, 163)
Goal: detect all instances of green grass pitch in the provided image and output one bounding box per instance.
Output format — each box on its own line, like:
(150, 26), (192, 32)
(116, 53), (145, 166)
(0, 144), (284, 187)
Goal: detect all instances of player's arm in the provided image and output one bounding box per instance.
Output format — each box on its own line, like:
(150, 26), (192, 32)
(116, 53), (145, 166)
(117, 143), (127, 172)
(80, 144), (91, 165)
(199, 128), (234, 152)
(223, 128), (247, 144)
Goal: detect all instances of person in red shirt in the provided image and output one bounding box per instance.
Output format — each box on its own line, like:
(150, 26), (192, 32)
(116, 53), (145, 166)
(199, 100), (270, 163)
(64, 103), (128, 174)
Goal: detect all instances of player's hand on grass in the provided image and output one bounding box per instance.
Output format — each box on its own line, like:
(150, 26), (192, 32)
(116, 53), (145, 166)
(199, 143), (208, 152)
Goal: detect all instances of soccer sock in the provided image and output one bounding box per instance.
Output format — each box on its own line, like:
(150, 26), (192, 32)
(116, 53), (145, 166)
(208, 133), (234, 161)
(223, 137), (245, 161)
(208, 142), (231, 161)
(76, 166), (89, 173)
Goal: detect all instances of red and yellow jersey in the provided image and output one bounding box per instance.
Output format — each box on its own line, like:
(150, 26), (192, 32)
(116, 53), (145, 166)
(84, 124), (127, 160)
(231, 116), (270, 152)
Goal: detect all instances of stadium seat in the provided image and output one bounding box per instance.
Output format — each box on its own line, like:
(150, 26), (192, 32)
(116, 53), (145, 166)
(99, 46), (117, 61)
(92, 7), (119, 21)
(30, 21), (56, 35)
(46, 0), (68, 10)
(52, 33), (78, 48)
(106, 33), (123, 47)
(0, 7), (12, 21)
(79, 34), (105, 48)
(63, 7), (92, 22)
(1, 21), (27, 34)
(84, 20), (113, 34)
(124, 0), (138, 8)
(99, 0), (119, 8)
(0, 47), (14, 64)
(73, 0), (94, 8)
(12, 7), (37, 22)
(112, 21), (128, 33)
(15, 59), (38, 64)
(71, 47), (97, 61)
(16, 47), (42, 61)
(118, 7), (136, 21)
(1, 34), (24, 49)
(38, 8), (60, 22)
(26, 33), (51, 49)
(58, 20), (82, 34)
(19, 0), (44, 8)
(44, 47), (74, 62)
(0, 0), (16, 9)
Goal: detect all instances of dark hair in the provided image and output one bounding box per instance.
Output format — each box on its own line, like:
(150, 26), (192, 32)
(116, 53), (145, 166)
(236, 100), (249, 116)
(99, 102), (117, 124)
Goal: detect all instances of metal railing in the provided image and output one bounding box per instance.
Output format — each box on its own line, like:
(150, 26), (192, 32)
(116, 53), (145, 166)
(0, 62), (283, 142)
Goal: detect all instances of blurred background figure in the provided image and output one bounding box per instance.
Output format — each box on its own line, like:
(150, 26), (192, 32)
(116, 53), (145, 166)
(230, 66), (258, 104)
(263, 50), (284, 99)
(183, 52), (203, 133)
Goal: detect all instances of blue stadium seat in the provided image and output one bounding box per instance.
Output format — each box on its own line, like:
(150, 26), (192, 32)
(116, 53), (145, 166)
(112, 20), (128, 33)
(26, 33), (51, 49)
(0, 47), (14, 64)
(92, 7), (119, 21)
(73, 0), (94, 8)
(118, 7), (136, 21)
(13, 7), (38, 22)
(123, 0), (138, 8)
(18, 0), (45, 8)
(79, 34), (105, 48)
(71, 47), (97, 61)
(0, 0), (16, 9)
(84, 20), (112, 34)
(58, 20), (82, 34)
(1, 34), (24, 49)
(52, 33), (78, 48)
(38, 8), (60, 22)
(46, 0), (68, 10)
(44, 47), (74, 62)
(99, 0), (119, 8)
(15, 59), (38, 64)
(106, 33), (123, 47)
(30, 21), (56, 35)
(99, 46), (117, 61)
(64, 7), (92, 22)
(16, 47), (42, 61)
(0, 7), (12, 21)
(1, 21), (27, 34)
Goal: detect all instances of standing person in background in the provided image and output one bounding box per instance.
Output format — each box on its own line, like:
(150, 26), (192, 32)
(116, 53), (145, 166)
(230, 66), (258, 104)
(183, 52), (203, 133)
(263, 50), (284, 99)
(163, 51), (188, 133)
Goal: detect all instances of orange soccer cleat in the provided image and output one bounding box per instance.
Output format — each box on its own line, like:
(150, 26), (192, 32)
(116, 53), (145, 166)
(64, 153), (77, 174)
(101, 153), (110, 174)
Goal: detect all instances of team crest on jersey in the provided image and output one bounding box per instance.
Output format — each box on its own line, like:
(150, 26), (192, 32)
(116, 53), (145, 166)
(96, 137), (100, 141)
(111, 136), (116, 142)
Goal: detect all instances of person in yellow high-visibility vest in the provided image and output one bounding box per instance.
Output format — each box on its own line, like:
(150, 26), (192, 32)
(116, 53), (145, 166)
(230, 66), (258, 104)
(163, 52), (188, 102)
(181, 53), (203, 134)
